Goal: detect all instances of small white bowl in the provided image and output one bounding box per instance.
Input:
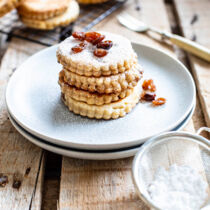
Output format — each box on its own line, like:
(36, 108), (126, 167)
(132, 130), (210, 209)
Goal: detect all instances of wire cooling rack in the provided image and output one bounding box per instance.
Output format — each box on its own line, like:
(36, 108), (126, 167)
(0, 0), (126, 46)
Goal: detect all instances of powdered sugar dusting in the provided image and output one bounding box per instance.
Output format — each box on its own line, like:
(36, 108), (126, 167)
(57, 31), (136, 67)
(147, 164), (208, 210)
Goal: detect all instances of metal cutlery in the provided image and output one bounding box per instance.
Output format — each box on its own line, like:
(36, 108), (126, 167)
(117, 12), (210, 62)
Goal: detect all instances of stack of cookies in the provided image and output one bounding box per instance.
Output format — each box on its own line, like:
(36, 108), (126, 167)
(0, 0), (110, 30)
(57, 31), (143, 119)
(17, 0), (79, 30)
(0, 0), (19, 17)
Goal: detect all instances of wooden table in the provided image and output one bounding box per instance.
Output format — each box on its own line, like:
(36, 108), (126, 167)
(0, 0), (209, 209)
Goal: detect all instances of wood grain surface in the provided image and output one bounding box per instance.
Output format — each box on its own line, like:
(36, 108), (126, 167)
(0, 39), (45, 210)
(31, 154), (45, 210)
(174, 0), (210, 127)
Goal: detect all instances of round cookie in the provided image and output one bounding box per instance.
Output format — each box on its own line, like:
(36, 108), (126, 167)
(59, 71), (134, 105)
(77, 0), (109, 4)
(20, 0), (79, 30)
(62, 65), (142, 94)
(62, 82), (141, 119)
(57, 32), (138, 77)
(0, 0), (19, 17)
(18, 0), (70, 20)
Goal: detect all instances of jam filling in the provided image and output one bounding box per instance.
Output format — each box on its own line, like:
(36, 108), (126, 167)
(71, 31), (113, 57)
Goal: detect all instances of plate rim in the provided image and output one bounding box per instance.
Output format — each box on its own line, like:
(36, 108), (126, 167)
(6, 42), (196, 150)
(8, 112), (140, 160)
(7, 101), (195, 161)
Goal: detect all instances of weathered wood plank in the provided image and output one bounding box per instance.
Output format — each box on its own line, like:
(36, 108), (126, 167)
(31, 153), (45, 210)
(59, 0), (199, 209)
(165, 2), (207, 133)
(42, 153), (62, 210)
(59, 158), (148, 210)
(0, 38), (45, 210)
(173, 0), (210, 127)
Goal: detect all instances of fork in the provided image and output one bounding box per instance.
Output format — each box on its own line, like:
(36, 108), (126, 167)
(117, 12), (210, 62)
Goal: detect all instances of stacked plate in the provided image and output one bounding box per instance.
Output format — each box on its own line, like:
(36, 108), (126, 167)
(6, 43), (196, 160)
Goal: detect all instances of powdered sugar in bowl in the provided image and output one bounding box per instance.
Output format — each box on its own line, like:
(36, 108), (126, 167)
(132, 128), (210, 210)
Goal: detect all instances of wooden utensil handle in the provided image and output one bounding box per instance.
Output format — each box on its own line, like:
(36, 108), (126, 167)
(169, 34), (210, 62)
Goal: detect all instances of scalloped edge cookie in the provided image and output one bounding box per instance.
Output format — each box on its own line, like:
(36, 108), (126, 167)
(0, 0), (19, 17)
(20, 0), (79, 30)
(62, 64), (142, 94)
(62, 82), (141, 119)
(59, 71), (134, 105)
(57, 50), (137, 77)
(17, 0), (70, 20)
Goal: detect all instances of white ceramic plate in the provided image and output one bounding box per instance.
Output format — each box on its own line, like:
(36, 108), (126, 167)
(7, 102), (195, 160)
(6, 43), (196, 150)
